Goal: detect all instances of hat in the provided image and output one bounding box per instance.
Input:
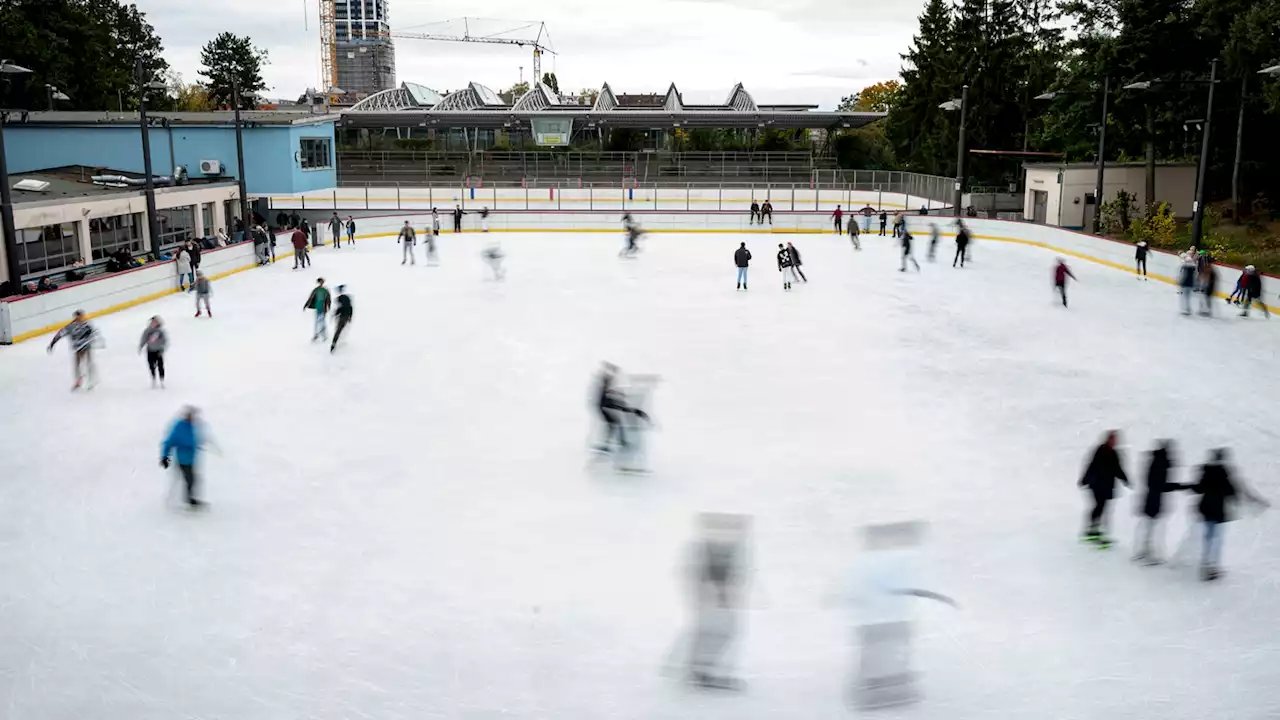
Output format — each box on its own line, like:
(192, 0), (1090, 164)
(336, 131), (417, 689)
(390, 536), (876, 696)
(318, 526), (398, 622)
(1246, 265), (1256, 272)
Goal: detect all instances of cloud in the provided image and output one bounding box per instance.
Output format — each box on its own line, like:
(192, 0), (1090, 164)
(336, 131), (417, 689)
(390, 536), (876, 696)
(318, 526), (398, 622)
(129, 0), (924, 108)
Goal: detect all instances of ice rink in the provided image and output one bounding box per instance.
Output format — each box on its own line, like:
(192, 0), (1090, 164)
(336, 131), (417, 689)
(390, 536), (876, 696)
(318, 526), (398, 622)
(2, 229), (1278, 719)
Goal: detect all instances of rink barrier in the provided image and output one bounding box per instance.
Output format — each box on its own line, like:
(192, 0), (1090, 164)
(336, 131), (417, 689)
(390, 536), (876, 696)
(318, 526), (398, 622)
(0, 242), (258, 344)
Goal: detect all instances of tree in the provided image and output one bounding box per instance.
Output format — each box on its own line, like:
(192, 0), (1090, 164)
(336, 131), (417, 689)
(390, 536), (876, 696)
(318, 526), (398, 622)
(578, 87), (600, 106)
(839, 80), (903, 112)
(540, 72), (560, 94)
(0, 0), (169, 111)
(166, 71), (215, 112)
(198, 32), (268, 109)
(885, 0), (958, 176)
(504, 81), (530, 102)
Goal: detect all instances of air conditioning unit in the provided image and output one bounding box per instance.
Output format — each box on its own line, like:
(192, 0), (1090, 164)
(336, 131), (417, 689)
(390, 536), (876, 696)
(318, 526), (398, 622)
(199, 159), (223, 175)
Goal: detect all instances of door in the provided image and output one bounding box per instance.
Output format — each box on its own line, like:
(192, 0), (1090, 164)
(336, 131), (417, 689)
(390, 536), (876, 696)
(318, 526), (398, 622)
(1081, 192), (1097, 232)
(1032, 190), (1048, 224)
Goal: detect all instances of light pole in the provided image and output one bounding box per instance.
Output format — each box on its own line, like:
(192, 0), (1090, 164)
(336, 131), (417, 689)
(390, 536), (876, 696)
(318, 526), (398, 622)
(136, 58), (167, 260)
(1037, 74), (1111, 235)
(231, 78), (251, 240)
(1192, 60), (1218, 247)
(939, 85), (968, 217)
(0, 60), (33, 289)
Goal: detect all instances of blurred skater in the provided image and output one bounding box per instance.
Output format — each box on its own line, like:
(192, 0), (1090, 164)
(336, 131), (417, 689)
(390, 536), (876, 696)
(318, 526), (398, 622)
(426, 224), (439, 265)
(1053, 258), (1075, 307)
(899, 229), (920, 272)
(777, 243), (797, 290)
(193, 271), (212, 317)
(1079, 430), (1129, 547)
(303, 277), (332, 342)
(301, 218), (315, 248)
(620, 214), (643, 258)
(480, 207), (490, 232)
(928, 223), (940, 262)
(953, 222), (970, 268)
(832, 205), (844, 234)
(1135, 240), (1149, 279)
(482, 243), (506, 281)
(1199, 259), (1218, 316)
(735, 242), (751, 290)
(787, 242), (807, 282)
(892, 213), (906, 239)
(397, 220), (417, 265)
(1240, 265), (1269, 318)
(685, 513), (751, 690)
(48, 309), (100, 390)
(1191, 448), (1269, 581)
(160, 406), (207, 509)
(1178, 249), (1197, 315)
(138, 316), (168, 388)
(593, 362), (650, 453)
(847, 522), (956, 710)
(1227, 269), (1247, 305)
(330, 285), (353, 353)
(1132, 440), (1186, 565)
(849, 217), (861, 250)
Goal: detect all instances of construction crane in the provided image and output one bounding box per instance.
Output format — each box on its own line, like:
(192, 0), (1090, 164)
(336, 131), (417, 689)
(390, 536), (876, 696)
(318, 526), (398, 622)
(392, 18), (556, 86)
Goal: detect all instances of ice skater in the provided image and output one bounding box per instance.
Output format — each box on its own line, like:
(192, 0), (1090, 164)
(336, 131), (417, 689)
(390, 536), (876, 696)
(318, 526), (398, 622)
(175, 243), (193, 291)
(1227, 269), (1248, 305)
(787, 242), (807, 282)
(453, 204), (464, 233)
(878, 210), (888, 236)
(48, 310), (100, 390)
(849, 217), (861, 250)
(482, 243), (506, 281)
(426, 223), (439, 266)
(1079, 430), (1130, 547)
(330, 285), (353, 353)
(303, 277), (332, 342)
(777, 243), (797, 290)
(846, 521), (957, 710)
(761, 200), (773, 226)
(345, 215), (356, 245)
(397, 220), (417, 265)
(1132, 440), (1186, 565)
(1240, 265), (1269, 318)
(953, 222), (970, 268)
(832, 204), (844, 234)
(734, 242), (751, 290)
(193, 271), (212, 317)
(899, 229), (920, 272)
(1135, 240), (1149, 279)
(160, 406), (208, 510)
(749, 200), (761, 225)
(892, 213), (906, 239)
(593, 362), (650, 454)
(685, 513), (750, 690)
(928, 223), (939, 262)
(1178, 250), (1197, 315)
(329, 212), (343, 249)
(620, 214), (643, 258)
(138, 316), (168, 388)
(1053, 258), (1075, 307)
(291, 226), (310, 269)
(1190, 448), (1269, 581)
(480, 207), (490, 232)
(1199, 259), (1218, 316)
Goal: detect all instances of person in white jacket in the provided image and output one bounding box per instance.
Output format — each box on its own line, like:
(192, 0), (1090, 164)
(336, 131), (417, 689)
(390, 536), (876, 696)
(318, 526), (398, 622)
(175, 247), (193, 292)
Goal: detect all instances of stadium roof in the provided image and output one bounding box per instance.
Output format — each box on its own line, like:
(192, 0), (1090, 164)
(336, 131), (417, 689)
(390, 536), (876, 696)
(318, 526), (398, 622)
(344, 81), (882, 130)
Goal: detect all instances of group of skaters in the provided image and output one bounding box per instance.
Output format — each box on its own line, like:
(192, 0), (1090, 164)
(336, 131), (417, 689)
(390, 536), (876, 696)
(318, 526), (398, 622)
(301, 277), (355, 353)
(1168, 245), (1270, 318)
(1079, 430), (1269, 581)
(730, 241), (807, 290)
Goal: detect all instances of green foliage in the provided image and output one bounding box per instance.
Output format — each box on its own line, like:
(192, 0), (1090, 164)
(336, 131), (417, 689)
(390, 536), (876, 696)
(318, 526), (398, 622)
(1130, 201), (1177, 247)
(1100, 189), (1139, 234)
(833, 123), (897, 170)
(0, 0), (168, 111)
(839, 81), (903, 112)
(198, 32), (268, 109)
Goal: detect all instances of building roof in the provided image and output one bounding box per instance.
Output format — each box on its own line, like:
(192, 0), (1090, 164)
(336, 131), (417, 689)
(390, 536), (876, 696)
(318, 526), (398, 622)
(10, 166), (235, 205)
(1023, 161), (1197, 170)
(3, 110), (339, 128)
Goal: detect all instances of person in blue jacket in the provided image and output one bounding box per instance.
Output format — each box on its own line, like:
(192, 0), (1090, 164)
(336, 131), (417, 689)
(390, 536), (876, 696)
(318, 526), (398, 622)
(161, 406), (205, 508)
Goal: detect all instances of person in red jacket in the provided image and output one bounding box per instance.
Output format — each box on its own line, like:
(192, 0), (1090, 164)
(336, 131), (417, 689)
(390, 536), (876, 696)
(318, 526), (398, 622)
(832, 205), (844, 234)
(291, 227), (310, 270)
(1054, 258), (1076, 307)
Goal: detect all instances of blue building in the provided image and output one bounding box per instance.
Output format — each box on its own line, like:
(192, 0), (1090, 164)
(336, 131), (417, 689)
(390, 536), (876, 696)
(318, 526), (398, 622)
(2, 110), (339, 196)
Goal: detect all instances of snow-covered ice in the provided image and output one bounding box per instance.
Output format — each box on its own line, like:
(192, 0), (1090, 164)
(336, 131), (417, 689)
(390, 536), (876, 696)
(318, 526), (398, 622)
(1, 231), (1278, 719)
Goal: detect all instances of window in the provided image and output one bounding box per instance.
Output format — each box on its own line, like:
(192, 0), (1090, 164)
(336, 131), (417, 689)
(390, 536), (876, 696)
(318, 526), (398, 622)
(201, 202), (216, 238)
(89, 213), (143, 261)
(17, 222), (80, 278)
(223, 200), (244, 236)
(155, 206), (196, 250)
(300, 138), (333, 170)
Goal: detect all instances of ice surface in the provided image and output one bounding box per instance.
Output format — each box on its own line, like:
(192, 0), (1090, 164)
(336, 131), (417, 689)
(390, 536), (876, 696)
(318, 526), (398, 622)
(1, 231), (1278, 719)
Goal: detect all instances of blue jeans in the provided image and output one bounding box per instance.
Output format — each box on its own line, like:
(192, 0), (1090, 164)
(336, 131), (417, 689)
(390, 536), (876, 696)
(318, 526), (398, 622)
(736, 267), (748, 285)
(313, 310), (327, 339)
(1202, 521), (1223, 567)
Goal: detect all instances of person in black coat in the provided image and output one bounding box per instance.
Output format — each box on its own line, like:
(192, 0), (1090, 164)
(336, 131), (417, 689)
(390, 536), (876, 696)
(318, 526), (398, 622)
(453, 205), (464, 233)
(786, 242), (807, 282)
(734, 242), (751, 290)
(953, 222), (970, 268)
(1192, 448), (1268, 580)
(749, 201), (760, 225)
(1199, 261), (1218, 316)
(1133, 440), (1186, 564)
(1240, 266), (1269, 318)
(1079, 430), (1129, 545)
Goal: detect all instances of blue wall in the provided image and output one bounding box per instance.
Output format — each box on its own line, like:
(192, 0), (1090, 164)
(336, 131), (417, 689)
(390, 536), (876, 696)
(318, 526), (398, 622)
(2, 120), (337, 195)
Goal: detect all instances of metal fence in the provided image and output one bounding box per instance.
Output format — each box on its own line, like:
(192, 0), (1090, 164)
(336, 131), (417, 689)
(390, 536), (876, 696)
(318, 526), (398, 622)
(812, 170), (955, 203)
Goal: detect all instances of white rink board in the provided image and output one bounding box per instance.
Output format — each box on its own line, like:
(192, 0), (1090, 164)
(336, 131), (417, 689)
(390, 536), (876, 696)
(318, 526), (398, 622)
(1, 231), (1278, 719)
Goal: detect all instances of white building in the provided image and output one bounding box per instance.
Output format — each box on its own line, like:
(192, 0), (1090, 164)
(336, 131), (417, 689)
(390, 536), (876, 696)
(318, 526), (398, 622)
(1022, 162), (1197, 230)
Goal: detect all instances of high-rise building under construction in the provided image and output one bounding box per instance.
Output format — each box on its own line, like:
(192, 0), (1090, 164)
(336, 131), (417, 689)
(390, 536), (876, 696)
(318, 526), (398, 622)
(332, 0), (396, 96)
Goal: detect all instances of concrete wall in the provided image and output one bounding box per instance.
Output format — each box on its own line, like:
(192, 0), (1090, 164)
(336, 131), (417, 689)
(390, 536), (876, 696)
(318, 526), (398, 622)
(0, 242), (257, 344)
(3, 123), (337, 195)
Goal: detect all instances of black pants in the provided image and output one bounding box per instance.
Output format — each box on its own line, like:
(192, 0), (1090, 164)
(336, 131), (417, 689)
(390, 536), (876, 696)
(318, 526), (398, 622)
(1085, 492), (1110, 536)
(750, 210), (759, 224)
(879, 222), (887, 236)
(332, 316), (350, 347)
(601, 407), (627, 448)
(762, 211), (772, 225)
(1057, 283), (1068, 307)
(1137, 258), (1147, 276)
(454, 218), (462, 232)
(953, 245), (966, 267)
(333, 229), (342, 248)
(794, 265), (807, 282)
(179, 463), (198, 506)
(834, 218), (843, 233)
(147, 350), (165, 381)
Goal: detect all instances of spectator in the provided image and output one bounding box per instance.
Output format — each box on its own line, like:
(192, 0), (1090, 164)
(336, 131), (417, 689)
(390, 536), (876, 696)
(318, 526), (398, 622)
(36, 276), (59, 292)
(186, 240), (202, 274)
(65, 260), (87, 282)
(301, 218), (314, 248)
(175, 245), (193, 291)
(215, 228), (230, 247)
(289, 210), (301, 229)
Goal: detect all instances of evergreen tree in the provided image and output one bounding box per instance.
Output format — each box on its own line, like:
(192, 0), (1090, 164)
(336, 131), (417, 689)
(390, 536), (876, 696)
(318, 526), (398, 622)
(198, 32), (268, 110)
(540, 72), (560, 94)
(887, 0), (958, 176)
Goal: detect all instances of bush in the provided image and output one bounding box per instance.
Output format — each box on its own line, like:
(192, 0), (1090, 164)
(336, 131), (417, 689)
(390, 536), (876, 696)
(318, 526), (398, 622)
(1130, 202), (1177, 248)
(1100, 190), (1138, 235)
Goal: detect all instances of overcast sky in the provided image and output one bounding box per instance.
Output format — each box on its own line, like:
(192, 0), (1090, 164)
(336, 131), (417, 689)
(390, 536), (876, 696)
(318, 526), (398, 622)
(130, 0), (922, 109)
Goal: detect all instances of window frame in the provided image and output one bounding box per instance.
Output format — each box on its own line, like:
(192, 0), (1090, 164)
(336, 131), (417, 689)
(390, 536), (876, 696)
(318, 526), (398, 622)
(299, 137), (333, 171)
(17, 222), (81, 279)
(89, 212), (144, 261)
(155, 205), (197, 251)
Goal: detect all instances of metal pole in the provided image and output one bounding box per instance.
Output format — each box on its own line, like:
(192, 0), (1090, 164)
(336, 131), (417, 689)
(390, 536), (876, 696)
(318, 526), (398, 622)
(0, 113), (21, 287)
(232, 79), (251, 240)
(953, 84), (969, 217)
(138, 58), (162, 260)
(1231, 74), (1246, 224)
(1191, 59), (1218, 247)
(1093, 74), (1109, 235)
